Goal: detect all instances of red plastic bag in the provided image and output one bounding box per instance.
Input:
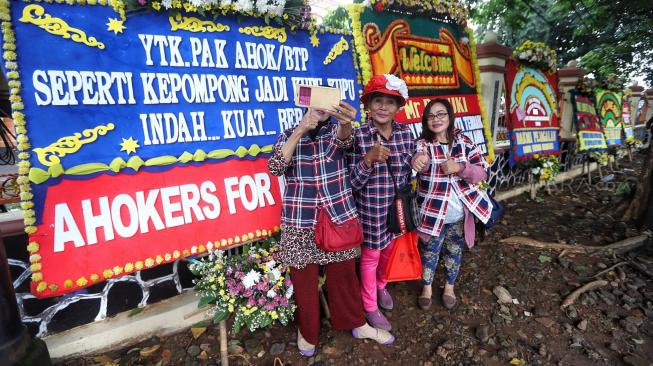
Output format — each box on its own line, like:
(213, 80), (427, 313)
(384, 231), (422, 282)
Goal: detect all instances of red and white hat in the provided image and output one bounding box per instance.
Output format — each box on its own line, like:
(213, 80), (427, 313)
(360, 74), (409, 107)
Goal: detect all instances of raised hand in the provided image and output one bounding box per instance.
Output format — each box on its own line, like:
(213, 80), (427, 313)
(441, 158), (460, 175)
(327, 101), (357, 126)
(412, 154), (428, 172)
(364, 134), (391, 168)
(296, 108), (320, 134)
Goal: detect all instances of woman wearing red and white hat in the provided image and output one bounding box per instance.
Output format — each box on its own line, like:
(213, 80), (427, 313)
(349, 74), (415, 331)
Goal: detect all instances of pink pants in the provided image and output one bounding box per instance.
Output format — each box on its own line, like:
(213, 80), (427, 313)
(359, 240), (394, 312)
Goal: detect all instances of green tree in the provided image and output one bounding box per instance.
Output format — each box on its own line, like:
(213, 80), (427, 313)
(471, 0), (653, 85)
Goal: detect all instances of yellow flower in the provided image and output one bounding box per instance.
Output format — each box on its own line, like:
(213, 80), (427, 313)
(27, 242), (39, 253)
(32, 272), (43, 282)
(228, 304), (234, 312)
(36, 282), (48, 292)
(151, 1), (161, 10)
(90, 274), (99, 282)
(270, 311), (279, 320)
(76, 277), (88, 287)
(64, 279), (73, 288)
(125, 263), (134, 272)
(145, 258), (155, 267)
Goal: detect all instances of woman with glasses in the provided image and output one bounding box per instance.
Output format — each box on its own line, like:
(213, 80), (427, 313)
(349, 74), (414, 331)
(411, 98), (493, 310)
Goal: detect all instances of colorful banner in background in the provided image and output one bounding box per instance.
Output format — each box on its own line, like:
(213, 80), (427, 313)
(4, 2), (362, 297)
(622, 101), (633, 140)
(504, 60), (560, 164)
(570, 91), (607, 152)
(350, 7), (493, 158)
(595, 89), (623, 146)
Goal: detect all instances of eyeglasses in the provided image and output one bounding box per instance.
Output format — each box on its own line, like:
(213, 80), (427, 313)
(426, 112), (448, 121)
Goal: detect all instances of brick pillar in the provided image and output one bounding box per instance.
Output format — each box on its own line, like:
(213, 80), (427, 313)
(557, 61), (584, 139)
(476, 31), (512, 148)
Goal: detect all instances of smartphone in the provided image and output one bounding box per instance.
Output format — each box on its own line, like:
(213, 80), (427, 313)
(294, 85), (341, 110)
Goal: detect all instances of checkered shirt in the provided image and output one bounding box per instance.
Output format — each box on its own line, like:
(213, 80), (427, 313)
(268, 124), (357, 229)
(349, 121), (415, 250)
(416, 131), (492, 238)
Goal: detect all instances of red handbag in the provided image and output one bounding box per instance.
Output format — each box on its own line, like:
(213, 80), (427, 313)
(384, 231), (422, 282)
(314, 206), (363, 252)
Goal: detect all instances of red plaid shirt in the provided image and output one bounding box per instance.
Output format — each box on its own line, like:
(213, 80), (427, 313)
(268, 124), (358, 229)
(349, 121), (415, 250)
(416, 130), (492, 238)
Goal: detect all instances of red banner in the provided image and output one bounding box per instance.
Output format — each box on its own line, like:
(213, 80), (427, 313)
(30, 159), (282, 297)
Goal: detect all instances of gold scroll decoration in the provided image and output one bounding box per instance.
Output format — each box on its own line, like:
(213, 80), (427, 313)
(33, 123), (116, 167)
(323, 37), (349, 65)
(238, 26), (287, 43)
(363, 19), (475, 89)
(169, 13), (230, 33)
(19, 4), (105, 50)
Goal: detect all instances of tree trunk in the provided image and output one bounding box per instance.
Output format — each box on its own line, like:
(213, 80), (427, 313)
(623, 142), (653, 229)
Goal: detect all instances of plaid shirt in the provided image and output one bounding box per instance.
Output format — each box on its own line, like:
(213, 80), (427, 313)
(416, 130), (492, 238)
(349, 121), (415, 250)
(268, 124), (357, 229)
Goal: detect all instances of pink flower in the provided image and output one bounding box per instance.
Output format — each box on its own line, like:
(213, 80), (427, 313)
(247, 298), (256, 307)
(138, 0), (147, 4)
(280, 297), (289, 307)
(257, 297), (266, 306)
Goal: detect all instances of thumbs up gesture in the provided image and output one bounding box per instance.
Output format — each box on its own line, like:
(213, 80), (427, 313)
(364, 134), (391, 168)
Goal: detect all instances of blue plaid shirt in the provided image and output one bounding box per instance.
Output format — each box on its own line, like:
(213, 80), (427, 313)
(268, 123), (357, 229)
(349, 121), (415, 250)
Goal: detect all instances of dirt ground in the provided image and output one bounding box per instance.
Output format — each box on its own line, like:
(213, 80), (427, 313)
(60, 151), (653, 366)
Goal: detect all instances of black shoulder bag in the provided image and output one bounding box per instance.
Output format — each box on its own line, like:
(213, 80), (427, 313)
(385, 159), (419, 234)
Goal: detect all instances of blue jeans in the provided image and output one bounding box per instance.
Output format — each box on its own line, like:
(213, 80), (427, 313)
(419, 221), (465, 286)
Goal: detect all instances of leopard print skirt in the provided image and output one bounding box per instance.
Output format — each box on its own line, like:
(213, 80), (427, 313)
(278, 225), (358, 269)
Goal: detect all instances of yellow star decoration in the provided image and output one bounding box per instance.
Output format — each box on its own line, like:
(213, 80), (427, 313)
(310, 33), (320, 47)
(120, 137), (140, 155)
(106, 18), (126, 34)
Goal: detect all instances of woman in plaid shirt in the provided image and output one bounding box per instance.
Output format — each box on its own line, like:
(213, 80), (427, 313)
(268, 104), (394, 357)
(412, 98), (492, 310)
(349, 74), (414, 331)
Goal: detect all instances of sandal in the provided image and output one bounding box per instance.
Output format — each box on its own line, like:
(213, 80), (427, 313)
(418, 296), (432, 310)
(297, 329), (316, 357)
(352, 325), (395, 345)
(442, 294), (457, 310)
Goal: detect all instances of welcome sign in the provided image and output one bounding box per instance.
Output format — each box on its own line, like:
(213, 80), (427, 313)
(3, 2), (361, 297)
(349, 6), (493, 160)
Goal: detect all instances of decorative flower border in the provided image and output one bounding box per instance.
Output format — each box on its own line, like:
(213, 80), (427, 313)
(29, 144), (274, 184)
(347, 4), (371, 121)
(467, 27), (495, 163)
(368, 0), (468, 25)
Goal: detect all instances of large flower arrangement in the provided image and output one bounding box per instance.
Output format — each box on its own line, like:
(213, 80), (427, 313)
(189, 239), (296, 332)
(125, 0), (315, 32)
(625, 137), (644, 149)
(525, 154), (561, 182)
(513, 40), (557, 72)
(368, 0), (468, 25)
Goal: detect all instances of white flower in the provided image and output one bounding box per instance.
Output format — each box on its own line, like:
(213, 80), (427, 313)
(384, 74), (409, 100)
(269, 268), (281, 281)
(267, 289), (277, 298)
(242, 269), (261, 289)
(161, 0), (172, 8)
(531, 167), (541, 175)
(206, 241), (214, 252)
(285, 284), (294, 299)
(235, 0), (254, 12)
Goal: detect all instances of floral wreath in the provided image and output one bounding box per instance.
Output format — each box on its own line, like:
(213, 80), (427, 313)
(125, 0), (316, 34)
(513, 40), (557, 73)
(368, 0), (468, 25)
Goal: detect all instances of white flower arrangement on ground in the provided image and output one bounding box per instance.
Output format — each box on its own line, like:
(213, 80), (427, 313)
(189, 239), (296, 332)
